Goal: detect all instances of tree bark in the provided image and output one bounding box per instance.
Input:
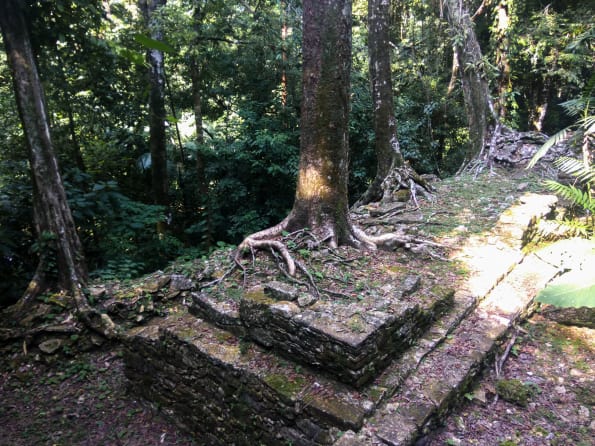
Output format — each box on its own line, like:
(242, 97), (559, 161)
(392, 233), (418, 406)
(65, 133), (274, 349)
(354, 0), (405, 207)
(444, 0), (498, 163)
(285, 0), (356, 246)
(238, 0), (373, 250)
(190, 3), (214, 247)
(139, 0), (168, 222)
(0, 0), (87, 307)
(493, 0), (511, 120)
(354, 0), (432, 207)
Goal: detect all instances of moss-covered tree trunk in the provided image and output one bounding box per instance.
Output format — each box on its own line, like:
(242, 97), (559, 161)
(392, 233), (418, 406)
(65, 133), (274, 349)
(139, 0), (168, 229)
(283, 0), (357, 246)
(444, 0), (498, 164)
(0, 0), (87, 307)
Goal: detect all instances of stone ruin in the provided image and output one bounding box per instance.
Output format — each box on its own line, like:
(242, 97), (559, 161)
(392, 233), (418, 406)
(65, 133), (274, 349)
(123, 192), (561, 445)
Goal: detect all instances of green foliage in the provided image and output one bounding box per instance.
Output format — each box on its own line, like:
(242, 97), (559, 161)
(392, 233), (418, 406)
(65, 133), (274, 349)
(544, 179), (594, 214)
(536, 269), (595, 308)
(536, 238), (595, 309)
(133, 33), (176, 54)
(63, 169), (181, 279)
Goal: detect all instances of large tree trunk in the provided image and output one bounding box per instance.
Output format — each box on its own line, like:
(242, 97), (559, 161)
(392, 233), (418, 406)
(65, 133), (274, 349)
(444, 0), (498, 163)
(139, 0), (168, 226)
(235, 0), (442, 274)
(284, 0), (361, 247)
(0, 0), (117, 337)
(238, 0), (372, 251)
(0, 0), (86, 305)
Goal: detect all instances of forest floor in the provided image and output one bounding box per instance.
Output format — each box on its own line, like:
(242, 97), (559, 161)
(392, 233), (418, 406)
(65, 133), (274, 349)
(0, 167), (593, 446)
(0, 314), (592, 445)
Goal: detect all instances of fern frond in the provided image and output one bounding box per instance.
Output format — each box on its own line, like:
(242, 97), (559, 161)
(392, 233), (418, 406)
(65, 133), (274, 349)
(554, 157), (595, 183)
(545, 180), (595, 213)
(527, 128), (571, 169)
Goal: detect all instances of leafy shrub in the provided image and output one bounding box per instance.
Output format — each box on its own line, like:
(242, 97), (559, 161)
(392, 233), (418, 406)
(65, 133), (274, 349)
(63, 169), (182, 279)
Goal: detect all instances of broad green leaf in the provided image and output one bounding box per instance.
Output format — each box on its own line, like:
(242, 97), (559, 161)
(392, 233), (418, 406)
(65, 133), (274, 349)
(134, 34), (176, 54)
(537, 269), (595, 308)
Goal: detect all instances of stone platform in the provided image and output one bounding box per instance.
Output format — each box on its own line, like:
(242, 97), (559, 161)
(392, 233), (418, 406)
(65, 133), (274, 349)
(123, 192), (559, 446)
(189, 278), (454, 388)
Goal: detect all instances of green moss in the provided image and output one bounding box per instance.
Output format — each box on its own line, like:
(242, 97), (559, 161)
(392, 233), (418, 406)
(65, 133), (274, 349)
(386, 265), (405, 275)
(495, 379), (537, 407)
(215, 331), (235, 343)
(365, 386), (386, 404)
(244, 289), (275, 305)
(263, 373), (306, 400)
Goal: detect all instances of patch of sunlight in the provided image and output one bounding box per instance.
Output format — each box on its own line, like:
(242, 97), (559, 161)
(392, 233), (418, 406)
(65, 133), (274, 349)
(296, 165), (332, 200)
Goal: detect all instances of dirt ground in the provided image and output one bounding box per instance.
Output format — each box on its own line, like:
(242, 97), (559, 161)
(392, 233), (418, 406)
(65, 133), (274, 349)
(0, 313), (592, 446)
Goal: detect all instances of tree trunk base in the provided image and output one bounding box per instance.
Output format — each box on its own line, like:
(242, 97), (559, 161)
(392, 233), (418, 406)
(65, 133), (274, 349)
(354, 162), (434, 209)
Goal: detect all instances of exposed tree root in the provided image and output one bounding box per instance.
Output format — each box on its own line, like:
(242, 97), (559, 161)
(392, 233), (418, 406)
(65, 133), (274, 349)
(231, 209), (447, 288)
(354, 162), (435, 209)
(3, 281), (121, 344)
(461, 125), (574, 177)
(0, 322), (81, 343)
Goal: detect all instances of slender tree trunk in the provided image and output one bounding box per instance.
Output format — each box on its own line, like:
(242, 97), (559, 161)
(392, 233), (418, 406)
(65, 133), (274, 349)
(355, 0), (405, 206)
(191, 4), (213, 247)
(139, 0), (168, 229)
(280, 0), (289, 108)
(0, 0), (87, 307)
(494, 0), (511, 120)
(444, 0), (498, 163)
(354, 0), (431, 207)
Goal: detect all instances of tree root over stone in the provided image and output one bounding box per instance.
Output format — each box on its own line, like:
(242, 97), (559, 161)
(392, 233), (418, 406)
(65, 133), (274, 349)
(232, 216), (447, 289)
(354, 162), (435, 209)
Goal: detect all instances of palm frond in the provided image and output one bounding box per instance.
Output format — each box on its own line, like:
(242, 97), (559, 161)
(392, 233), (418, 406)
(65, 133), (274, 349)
(579, 115), (595, 135)
(554, 157), (595, 183)
(544, 180), (595, 213)
(527, 128), (571, 168)
(560, 97), (590, 117)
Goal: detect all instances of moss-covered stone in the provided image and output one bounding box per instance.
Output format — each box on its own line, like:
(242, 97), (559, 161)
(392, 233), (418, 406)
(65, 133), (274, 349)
(495, 379), (535, 407)
(263, 373), (307, 401)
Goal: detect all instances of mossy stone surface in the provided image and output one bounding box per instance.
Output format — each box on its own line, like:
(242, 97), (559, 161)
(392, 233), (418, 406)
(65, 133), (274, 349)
(495, 379), (535, 407)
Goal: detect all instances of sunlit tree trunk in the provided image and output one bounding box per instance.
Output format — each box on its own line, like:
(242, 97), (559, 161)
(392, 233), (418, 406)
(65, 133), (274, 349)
(284, 0), (354, 245)
(239, 0), (371, 250)
(444, 0), (498, 163)
(0, 0), (87, 308)
(139, 0), (168, 229)
(280, 0), (289, 108)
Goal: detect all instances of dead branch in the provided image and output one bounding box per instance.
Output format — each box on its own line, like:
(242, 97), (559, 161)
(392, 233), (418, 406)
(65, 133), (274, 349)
(0, 323), (81, 343)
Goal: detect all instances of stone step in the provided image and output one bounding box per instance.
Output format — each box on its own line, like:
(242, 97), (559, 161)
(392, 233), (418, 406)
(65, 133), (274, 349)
(123, 192), (559, 446)
(124, 311), (374, 445)
(334, 246), (561, 445)
(189, 280), (454, 388)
